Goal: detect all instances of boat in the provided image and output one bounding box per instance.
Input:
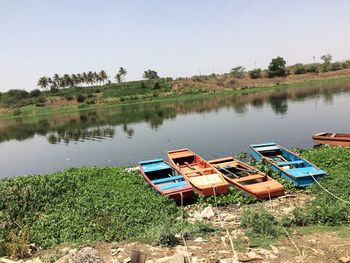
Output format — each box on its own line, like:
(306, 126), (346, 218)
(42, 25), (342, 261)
(138, 159), (193, 200)
(167, 148), (229, 196)
(312, 133), (350, 147)
(249, 143), (326, 187)
(208, 157), (285, 199)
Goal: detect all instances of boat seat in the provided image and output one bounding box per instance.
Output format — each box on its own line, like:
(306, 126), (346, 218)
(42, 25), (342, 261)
(158, 181), (187, 190)
(256, 146), (279, 151)
(184, 168), (212, 174)
(152, 175), (183, 184)
(276, 160), (304, 166)
(190, 173), (223, 186)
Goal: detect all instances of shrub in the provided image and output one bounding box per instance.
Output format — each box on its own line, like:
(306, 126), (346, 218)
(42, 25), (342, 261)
(85, 98), (96, 104)
(12, 109), (22, 116)
(240, 206), (278, 237)
(294, 64), (306, 75)
(157, 230), (179, 247)
(267, 57), (288, 78)
(249, 68), (262, 79)
(153, 82), (161, 89)
(331, 62), (342, 71)
(76, 94), (86, 103)
(64, 94), (74, 101)
(306, 64), (319, 73)
(29, 89), (41, 98)
(230, 66), (245, 79)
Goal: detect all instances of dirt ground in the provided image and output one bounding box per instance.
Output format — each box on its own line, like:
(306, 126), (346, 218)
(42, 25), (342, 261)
(25, 194), (349, 263)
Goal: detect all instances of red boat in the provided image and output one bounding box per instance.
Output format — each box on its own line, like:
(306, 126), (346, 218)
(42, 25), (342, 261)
(167, 148), (229, 196)
(312, 133), (350, 147)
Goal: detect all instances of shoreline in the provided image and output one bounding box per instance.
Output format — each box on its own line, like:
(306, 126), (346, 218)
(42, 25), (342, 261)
(1, 75), (350, 120)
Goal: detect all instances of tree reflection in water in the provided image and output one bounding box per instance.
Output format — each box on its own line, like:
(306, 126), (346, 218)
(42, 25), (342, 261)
(0, 81), (349, 144)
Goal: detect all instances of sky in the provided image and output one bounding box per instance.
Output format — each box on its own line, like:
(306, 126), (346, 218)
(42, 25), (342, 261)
(1, 0), (350, 92)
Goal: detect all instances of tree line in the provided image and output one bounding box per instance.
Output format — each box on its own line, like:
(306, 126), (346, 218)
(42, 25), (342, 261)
(37, 68), (160, 90)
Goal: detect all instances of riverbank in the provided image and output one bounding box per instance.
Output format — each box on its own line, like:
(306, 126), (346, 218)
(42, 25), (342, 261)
(0, 146), (349, 262)
(1, 73), (350, 120)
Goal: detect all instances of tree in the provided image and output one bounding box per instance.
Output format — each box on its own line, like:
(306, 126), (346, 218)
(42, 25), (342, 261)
(99, 70), (108, 85)
(321, 54), (332, 64)
(115, 73), (122, 83)
(321, 54), (332, 72)
(143, 69), (159, 80)
(294, 64), (306, 75)
(37, 77), (49, 90)
(230, 66), (245, 79)
(267, 56), (287, 78)
(87, 71), (95, 86)
(115, 67), (127, 83)
(52, 74), (61, 89)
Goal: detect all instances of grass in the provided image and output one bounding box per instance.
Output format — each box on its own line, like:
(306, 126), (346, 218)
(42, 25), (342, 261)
(0, 167), (180, 255)
(1, 146), (350, 258)
(1, 75), (350, 120)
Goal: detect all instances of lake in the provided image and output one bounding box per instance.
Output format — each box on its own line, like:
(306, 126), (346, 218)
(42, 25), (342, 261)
(1, 81), (350, 178)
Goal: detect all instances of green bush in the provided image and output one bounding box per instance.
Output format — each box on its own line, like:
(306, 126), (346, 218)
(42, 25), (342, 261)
(249, 68), (262, 79)
(294, 64), (306, 75)
(12, 109), (22, 116)
(306, 64), (319, 73)
(240, 206), (278, 237)
(76, 94), (86, 103)
(331, 62), (342, 71)
(29, 89), (41, 98)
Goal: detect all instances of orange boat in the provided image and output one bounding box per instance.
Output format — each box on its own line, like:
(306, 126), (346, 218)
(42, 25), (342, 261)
(167, 148), (229, 196)
(209, 157), (285, 199)
(312, 133), (350, 147)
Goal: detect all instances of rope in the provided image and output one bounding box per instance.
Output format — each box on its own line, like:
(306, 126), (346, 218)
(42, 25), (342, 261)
(180, 193), (189, 261)
(266, 187), (304, 261)
(310, 174), (350, 204)
(212, 185), (238, 261)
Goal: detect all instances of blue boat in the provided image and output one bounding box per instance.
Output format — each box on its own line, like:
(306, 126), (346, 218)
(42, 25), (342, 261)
(249, 143), (326, 187)
(138, 159), (193, 200)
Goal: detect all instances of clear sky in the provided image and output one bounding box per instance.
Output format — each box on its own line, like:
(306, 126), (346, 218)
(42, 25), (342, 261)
(1, 0), (350, 91)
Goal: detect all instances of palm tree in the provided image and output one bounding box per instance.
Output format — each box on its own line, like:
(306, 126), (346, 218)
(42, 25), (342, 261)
(115, 73), (121, 83)
(99, 70), (108, 85)
(37, 76), (49, 90)
(53, 74), (61, 89)
(119, 67), (127, 82)
(87, 71), (95, 86)
(82, 72), (88, 86)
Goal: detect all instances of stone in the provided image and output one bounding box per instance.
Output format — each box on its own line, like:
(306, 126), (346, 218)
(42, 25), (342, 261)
(339, 257), (350, 263)
(193, 237), (207, 243)
(200, 206), (215, 220)
(224, 215), (236, 222)
(0, 258), (17, 263)
(55, 247), (105, 263)
(270, 245), (279, 254)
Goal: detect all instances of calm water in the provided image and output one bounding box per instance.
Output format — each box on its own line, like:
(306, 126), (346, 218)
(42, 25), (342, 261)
(1, 82), (350, 178)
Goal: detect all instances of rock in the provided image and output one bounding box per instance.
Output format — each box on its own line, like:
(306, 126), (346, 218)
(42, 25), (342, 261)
(0, 258), (17, 263)
(339, 257), (350, 263)
(224, 215), (236, 222)
(191, 257), (198, 263)
(193, 237), (207, 243)
(238, 251), (263, 262)
(55, 247), (105, 263)
(60, 247), (71, 254)
(270, 245), (279, 254)
(200, 206), (215, 220)
(25, 259), (42, 263)
(123, 257), (131, 263)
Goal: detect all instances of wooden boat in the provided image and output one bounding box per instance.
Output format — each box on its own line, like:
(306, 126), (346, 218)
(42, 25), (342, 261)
(209, 157), (285, 199)
(249, 143), (326, 187)
(312, 133), (350, 147)
(139, 159), (193, 200)
(167, 149), (229, 196)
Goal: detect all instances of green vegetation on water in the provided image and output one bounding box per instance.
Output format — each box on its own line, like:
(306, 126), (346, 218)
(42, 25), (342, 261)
(0, 146), (350, 258)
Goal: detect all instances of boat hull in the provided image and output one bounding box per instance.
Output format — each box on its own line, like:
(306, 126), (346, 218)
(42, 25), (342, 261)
(249, 143), (326, 187)
(312, 133), (350, 147)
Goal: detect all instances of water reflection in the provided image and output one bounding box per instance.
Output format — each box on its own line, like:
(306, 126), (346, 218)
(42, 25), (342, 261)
(0, 81), (349, 144)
